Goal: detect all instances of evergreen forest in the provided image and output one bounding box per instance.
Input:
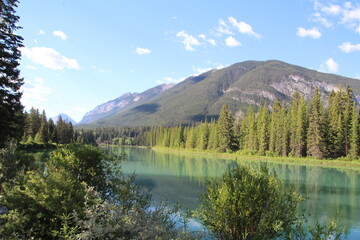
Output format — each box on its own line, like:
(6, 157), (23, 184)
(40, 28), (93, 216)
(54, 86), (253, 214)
(90, 86), (360, 161)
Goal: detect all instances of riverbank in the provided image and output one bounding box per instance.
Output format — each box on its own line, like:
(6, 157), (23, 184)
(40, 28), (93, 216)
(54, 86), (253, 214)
(151, 146), (360, 170)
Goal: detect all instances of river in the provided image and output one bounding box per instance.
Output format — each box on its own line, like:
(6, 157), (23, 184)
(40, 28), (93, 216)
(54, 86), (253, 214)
(110, 146), (360, 238)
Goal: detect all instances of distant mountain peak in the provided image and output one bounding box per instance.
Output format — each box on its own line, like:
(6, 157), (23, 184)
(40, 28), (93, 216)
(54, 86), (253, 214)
(51, 113), (77, 125)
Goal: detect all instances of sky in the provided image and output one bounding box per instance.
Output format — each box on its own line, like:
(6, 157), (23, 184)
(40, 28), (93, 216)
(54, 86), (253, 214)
(17, 0), (360, 122)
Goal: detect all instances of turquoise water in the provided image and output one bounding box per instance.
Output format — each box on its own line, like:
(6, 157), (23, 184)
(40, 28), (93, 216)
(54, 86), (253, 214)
(111, 146), (360, 238)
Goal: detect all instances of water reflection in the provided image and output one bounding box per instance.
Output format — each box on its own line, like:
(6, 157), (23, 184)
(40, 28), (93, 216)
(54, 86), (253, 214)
(111, 147), (360, 237)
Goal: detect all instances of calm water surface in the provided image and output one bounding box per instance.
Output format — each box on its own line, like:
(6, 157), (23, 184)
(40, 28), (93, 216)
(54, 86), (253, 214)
(111, 146), (360, 238)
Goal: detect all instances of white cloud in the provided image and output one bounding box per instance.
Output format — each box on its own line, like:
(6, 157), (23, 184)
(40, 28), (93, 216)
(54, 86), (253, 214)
(199, 34), (206, 39)
(176, 31), (200, 51)
(198, 34), (217, 46)
(322, 4), (342, 15)
(228, 17), (261, 39)
(342, 5), (360, 23)
(21, 47), (80, 70)
(21, 77), (51, 109)
(325, 58), (339, 72)
(339, 42), (360, 53)
(25, 65), (37, 70)
(357, 25), (360, 34)
(296, 27), (322, 39)
(53, 30), (67, 40)
(208, 39), (216, 46)
(216, 19), (233, 36)
(314, 1), (360, 33)
(313, 12), (333, 27)
(225, 36), (241, 47)
(39, 30), (45, 35)
(135, 47), (151, 55)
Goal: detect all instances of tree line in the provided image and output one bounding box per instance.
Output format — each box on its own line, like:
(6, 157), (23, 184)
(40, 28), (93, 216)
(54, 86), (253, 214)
(21, 108), (97, 146)
(139, 86), (360, 160)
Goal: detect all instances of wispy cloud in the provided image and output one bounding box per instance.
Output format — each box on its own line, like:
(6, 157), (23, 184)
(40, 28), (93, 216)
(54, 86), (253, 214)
(225, 36), (241, 47)
(22, 77), (51, 109)
(216, 19), (233, 36)
(199, 34), (217, 46)
(21, 47), (80, 70)
(90, 65), (111, 73)
(53, 30), (67, 40)
(296, 27), (322, 39)
(313, 12), (333, 27)
(176, 31), (201, 51)
(228, 17), (261, 39)
(339, 42), (360, 53)
(313, 1), (360, 33)
(25, 65), (37, 70)
(39, 30), (45, 35)
(135, 47), (151, 55)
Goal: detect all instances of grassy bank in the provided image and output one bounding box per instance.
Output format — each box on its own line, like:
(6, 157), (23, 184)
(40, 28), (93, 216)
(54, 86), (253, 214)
(151, 146), (360, 170)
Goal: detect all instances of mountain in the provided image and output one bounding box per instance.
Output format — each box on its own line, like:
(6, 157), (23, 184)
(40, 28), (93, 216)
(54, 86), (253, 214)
(51, 113), (77, 125)
(78, 83), (175, 124)
(79, 60), (360, 128)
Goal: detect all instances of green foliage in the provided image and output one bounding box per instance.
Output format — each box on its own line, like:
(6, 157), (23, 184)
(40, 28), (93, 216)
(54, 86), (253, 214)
(130, 86), (360, 161)
(0, 144), (200, 239)
(0, 0), (24, 147)
(307, 87), (326, 159)
(21, 108), (76, 146)
(195, 164), (303, 240)
(217, 104), (237, 152)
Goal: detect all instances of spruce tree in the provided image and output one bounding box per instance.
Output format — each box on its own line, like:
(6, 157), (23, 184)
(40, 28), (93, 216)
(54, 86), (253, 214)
(38, 110), (49, 143)
(257, 103), (269, 155)
(242, 106), (257, 152)
(0, 0), (24, 146)
(217, 104), (237, 152)
(307, 87), (325, 159)
(349, 102), (359, 159)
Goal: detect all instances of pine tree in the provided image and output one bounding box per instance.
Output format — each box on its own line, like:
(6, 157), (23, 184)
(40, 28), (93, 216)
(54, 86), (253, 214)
(198, 122), (210, 150)
(0, 0), (24, 146)
(242, 106), (257, 152)
(307, 87), (325, 159)
(38, 110), (49, 143)
(289, 92), (307, 157)
(175, 124), (185, 148)
(217, 104), (237, 152)
(257, 103), (269, 155)
(207, 121), (218, 151)
(349, 102), (359, 159)
(269, 99), (281, 154)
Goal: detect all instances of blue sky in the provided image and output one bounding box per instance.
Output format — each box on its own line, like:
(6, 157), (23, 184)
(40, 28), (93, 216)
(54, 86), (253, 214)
(17, 0), (360, 122)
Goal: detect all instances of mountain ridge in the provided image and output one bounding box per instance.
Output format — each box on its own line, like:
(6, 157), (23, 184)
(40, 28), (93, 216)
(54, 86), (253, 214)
(77, 60), (360, 128)
(78, 83), (175, 124)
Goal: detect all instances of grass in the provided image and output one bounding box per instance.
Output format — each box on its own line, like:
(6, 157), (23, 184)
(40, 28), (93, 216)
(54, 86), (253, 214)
(151, 146), (360, 170)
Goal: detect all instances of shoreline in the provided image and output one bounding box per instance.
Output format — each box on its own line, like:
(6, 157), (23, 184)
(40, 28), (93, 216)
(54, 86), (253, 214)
(150, 146), (360, 170)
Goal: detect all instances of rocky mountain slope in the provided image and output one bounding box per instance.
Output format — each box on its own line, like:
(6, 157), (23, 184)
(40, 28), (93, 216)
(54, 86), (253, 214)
(78, 83), (175, 124)
(79, 60), (360, 128)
